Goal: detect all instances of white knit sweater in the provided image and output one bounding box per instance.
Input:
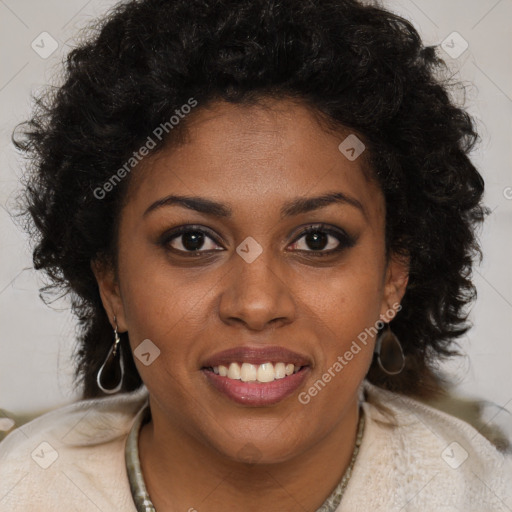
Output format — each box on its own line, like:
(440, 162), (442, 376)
(0, 380), (511, 511)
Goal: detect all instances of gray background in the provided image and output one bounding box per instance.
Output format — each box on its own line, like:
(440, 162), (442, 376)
(1, 0), (511, 414)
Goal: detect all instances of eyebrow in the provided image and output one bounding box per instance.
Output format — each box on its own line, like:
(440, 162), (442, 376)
(143, 191), (366, 219)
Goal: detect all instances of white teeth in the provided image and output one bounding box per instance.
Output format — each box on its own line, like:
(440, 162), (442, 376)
(274, 362), (286, 379)
(240, 363), (257, 382)
(257, 363), (275, 383)
(212, 362), (303, 382)
(228, 362), (241, 380)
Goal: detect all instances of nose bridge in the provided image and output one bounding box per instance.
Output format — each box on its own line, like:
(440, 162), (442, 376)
(219, 237), (295, 329)
(236, 241), (278, 291)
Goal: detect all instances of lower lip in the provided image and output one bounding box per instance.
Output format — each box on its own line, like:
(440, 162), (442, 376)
(202, 367), (310, 406)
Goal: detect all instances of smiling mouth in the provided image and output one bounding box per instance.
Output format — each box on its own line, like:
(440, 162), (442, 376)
(202, 362), (307, 383)
(201, 362), (311, 406)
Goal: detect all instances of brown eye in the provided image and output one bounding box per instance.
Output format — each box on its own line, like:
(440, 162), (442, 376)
(288, 224), (356, 256)
(160, 226), (224, 254)
(159, 223), (355, 257)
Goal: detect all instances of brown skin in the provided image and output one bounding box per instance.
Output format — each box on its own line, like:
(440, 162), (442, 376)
(93, 98), (408, 511)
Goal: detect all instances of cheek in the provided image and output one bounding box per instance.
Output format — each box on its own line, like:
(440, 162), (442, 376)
(295, 274), (383, 413)
(302, 253), (386, 377)
(312, 252), (386, 329)
(318, 276), (383, 362)
(120, 267), (206, 356)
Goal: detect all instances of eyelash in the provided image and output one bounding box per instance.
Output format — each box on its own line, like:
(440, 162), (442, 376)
(159, 224), (356, 258)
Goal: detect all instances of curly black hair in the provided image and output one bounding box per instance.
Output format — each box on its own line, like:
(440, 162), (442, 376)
(13, 0), (487, 399)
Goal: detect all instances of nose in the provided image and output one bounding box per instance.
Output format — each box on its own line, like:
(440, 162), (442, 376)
(218, 247), (296, 331)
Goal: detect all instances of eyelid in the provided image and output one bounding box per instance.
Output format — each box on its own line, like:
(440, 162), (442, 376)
(158, 224), (224, 250)
(288, 223), (356, 253)
(289, 223), (352, 243)
(159, 223), (355, 254)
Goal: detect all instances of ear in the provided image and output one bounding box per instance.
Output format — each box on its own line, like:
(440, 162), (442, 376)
(380, 251), (409, 320)
(91, 257), (128, 332)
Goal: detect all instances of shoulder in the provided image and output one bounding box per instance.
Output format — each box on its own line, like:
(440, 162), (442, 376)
(0, 387), (149, 511)
(340, 380), (512, 511)
(364, 380), (512, 464)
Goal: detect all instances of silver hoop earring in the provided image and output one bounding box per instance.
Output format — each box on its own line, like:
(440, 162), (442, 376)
(96, 316), (125, 394)
(374, 324), (405, 375)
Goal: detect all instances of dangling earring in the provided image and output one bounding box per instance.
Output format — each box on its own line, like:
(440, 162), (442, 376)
(375, 324), (405, 375)
(96, 316), (125, 394)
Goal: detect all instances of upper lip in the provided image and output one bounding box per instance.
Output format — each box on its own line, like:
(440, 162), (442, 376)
(201, 346), (312, 368)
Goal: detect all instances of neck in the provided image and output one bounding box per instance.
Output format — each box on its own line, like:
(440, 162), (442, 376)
(139, 397), (361, 512)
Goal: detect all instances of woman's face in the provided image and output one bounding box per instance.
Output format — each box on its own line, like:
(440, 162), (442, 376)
(95, 98), (408, 463)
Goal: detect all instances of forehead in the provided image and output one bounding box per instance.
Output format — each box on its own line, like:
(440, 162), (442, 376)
(123, 98), (384, 223)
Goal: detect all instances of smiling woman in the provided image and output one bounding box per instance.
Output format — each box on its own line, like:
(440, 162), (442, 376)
(1, 0), (511, 510)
